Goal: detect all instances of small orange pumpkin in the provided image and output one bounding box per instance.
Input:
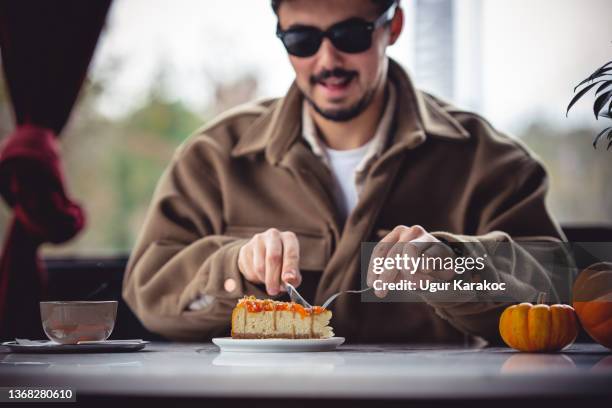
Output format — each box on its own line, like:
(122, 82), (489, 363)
(573, 262), (612, 349)
(499, 293), (578, 352)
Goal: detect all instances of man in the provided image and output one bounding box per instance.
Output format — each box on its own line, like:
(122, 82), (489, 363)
(123, 0), (566, 342)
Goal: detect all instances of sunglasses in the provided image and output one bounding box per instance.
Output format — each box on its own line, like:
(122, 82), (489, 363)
(276, 2), (398, 58)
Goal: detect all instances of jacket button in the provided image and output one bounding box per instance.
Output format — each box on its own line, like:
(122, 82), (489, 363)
(224, 278), (237, 292)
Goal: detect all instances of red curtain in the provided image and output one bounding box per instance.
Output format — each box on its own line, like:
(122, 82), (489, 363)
(0, 0), (112, 339)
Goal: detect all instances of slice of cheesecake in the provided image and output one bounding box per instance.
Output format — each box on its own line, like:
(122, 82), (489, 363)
(231, 296), (334, 339)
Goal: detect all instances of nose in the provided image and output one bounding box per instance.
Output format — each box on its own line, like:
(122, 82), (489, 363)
(314, 37), (344, 70)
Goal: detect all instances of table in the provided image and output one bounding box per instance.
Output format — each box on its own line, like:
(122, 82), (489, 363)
(1, 342), (611, 405)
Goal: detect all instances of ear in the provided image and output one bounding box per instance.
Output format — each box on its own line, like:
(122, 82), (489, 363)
(388, 7), (404, 45)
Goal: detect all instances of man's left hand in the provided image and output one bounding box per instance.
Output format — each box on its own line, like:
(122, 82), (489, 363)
(366, 225), (456, 298)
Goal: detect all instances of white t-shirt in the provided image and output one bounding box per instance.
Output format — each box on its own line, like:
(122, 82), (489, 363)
(324, 138), (376, 220)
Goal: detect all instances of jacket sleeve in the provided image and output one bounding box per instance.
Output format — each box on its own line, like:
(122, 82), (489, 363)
(429, 153), (574, 344)
(122, 138), (267, 341)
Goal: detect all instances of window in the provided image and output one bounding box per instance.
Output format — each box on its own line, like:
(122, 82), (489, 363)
(412, 0), (612, 224)
(0, 0), (610, 256)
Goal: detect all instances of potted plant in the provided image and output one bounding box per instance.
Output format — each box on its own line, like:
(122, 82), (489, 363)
(567, 59), (612, 149)
(566, 55), (612, 350)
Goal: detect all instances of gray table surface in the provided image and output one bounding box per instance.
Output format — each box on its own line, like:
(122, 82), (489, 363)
(0, 342), (611, 400)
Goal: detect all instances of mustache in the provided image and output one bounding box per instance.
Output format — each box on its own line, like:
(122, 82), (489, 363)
(310, 68), (358, 84)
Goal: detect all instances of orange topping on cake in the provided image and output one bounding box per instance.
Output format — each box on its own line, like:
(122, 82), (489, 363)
(237, 296), (326, 317)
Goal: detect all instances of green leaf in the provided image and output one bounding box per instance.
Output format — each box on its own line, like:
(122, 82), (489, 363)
(595, 80), (612, 95)
(595, 61), (612, 77)
(567, 80), (607, 116)
(574, 67), (612, 91)
(599, 61), (612, 71)
(592, 67), (612, 80)
(574, 76), (594, 92)
(593, 90), (612, 119)
(593, 126), (612, 148)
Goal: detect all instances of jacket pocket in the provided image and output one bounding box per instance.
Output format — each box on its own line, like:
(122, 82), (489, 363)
(223, 225), (331, 271)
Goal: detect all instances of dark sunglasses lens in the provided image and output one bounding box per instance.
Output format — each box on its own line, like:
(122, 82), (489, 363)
(330, 24), (372, 53)
(282, 30), (322, 57)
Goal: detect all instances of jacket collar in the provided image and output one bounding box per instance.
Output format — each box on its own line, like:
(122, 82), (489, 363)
(231, 58), (470, 163)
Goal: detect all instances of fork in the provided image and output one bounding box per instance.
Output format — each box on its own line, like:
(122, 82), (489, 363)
(284, 282), (312, 309)
(321, 287), (372, 309)
(284, 283), (372, 310)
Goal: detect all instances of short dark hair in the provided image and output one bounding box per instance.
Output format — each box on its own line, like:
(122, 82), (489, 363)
(271, 0), (397, 15)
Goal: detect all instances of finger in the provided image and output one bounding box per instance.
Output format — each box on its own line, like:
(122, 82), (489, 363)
(420, 239), (456, 281)
(367, 245), (388, 287)
(367, 228), (403, 287)
(374, 241), (404, 298)
(264, 229), (283, 296)
(398, 225), (427, 242)
(366, 242), (393, 287)
(417, 245), (437, 276)
(368, 243), (393, 287)
(251, 235), (266, 283)
(280, 231), (301, 288)
(380, 226), (404, 243)
(374, 268), (399, 298)
(369, 225), (419, 286)
(238, 243), (257, 282)
(406, 231), (453, 278)
(399, 240), (430, 288)
(396, 227), (430, 277)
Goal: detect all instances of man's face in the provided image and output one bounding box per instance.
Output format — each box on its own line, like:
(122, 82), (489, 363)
(277, 0), (399, 122)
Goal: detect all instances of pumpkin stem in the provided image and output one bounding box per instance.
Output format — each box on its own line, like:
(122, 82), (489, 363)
(537, 292), (547, 304)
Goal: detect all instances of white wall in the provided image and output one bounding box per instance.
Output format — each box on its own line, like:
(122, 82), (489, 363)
(478, 0), (612, 134)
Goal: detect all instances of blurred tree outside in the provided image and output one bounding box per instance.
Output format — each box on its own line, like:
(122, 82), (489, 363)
(0, 58), (259, 256)
(45, 64), (258, 256)
(519, 123), (612, 225)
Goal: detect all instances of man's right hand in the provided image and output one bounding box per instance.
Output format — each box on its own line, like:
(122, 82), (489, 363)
(237, 228), (302, 296)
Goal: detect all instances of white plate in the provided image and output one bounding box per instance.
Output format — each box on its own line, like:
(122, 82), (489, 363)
(212, 337), (345, 353)
(2, 340), (148, 353)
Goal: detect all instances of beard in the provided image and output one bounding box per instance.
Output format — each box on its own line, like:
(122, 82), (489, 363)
(304, 67), (377, 122)
(304, 89), (376, 122)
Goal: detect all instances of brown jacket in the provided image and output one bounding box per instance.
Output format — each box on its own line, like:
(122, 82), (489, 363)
(123, 59), (566, 343)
